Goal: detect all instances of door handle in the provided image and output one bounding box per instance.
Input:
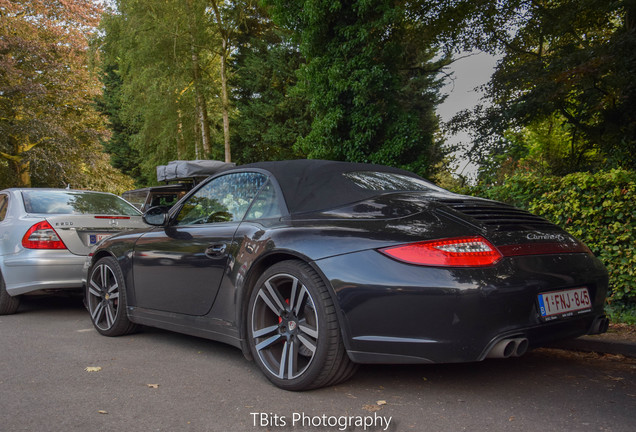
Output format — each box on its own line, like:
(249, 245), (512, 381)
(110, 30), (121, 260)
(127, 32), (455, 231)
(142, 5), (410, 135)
(205, 243), (227, 258)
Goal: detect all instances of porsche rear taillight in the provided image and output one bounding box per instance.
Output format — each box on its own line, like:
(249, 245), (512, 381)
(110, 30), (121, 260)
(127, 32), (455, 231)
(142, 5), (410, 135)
(380, 236), (503, 267)
(22, 221), (67, 249)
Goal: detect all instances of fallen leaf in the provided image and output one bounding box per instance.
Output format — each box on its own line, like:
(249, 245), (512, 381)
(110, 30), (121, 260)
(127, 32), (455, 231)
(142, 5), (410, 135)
(376, 400), (387, 406)
(85, 367), (102, 372)
(98, 410), (108, 415)
(362, 404), (382, 413)
(147, 384), (159, 389)
(509, 416), (515, 422)
(606, 376), (624, 382)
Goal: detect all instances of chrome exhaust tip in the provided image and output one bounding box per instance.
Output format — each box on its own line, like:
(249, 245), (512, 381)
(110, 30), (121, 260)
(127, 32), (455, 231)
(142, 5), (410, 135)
(487, 337), (530, 359)
(512, 338), (529, 357)
(588, 316), (610, 335)
(487, 339), (517, 359)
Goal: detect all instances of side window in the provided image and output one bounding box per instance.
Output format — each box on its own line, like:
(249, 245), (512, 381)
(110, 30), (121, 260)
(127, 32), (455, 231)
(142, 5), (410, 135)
(0, 195), (7, 221)
(245, 180), (283, 220)
(175, 172), (267, 225)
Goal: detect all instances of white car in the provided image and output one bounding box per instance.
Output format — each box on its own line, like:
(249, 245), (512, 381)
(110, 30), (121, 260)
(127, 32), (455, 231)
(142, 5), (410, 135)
(0, 188), (147, 314)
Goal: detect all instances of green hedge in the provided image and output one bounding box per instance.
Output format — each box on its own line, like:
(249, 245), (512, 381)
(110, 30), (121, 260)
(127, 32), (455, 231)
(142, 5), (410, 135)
(466, 169), (636, 306)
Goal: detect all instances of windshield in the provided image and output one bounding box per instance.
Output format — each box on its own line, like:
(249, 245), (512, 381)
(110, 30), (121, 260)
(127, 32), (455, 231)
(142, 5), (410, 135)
(343, 171), (446, 193)
(22, 190), (141, 216)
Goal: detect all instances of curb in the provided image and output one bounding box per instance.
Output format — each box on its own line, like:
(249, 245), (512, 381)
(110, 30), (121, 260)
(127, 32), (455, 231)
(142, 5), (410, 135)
(549, 336), (636, 358)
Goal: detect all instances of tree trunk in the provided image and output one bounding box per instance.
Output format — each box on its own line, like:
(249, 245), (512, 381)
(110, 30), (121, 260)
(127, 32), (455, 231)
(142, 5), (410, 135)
(17, 159), (31, 187)
(1, 138), (33, 187)
(186, 0), (211, 157)
(210, 1), (232, 163)
(220, 39), (232, 163)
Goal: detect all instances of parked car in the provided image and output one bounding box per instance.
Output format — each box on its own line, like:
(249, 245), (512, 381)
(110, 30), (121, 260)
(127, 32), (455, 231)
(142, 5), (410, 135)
(122, 183), (190, 213)
(0, 188), (147, 314)
(85, 160), (609, 390)
(122, 160), (235, 212)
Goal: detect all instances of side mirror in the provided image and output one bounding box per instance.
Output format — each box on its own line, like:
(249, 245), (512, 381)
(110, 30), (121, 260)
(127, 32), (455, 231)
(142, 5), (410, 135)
(143, 206), (170, 226)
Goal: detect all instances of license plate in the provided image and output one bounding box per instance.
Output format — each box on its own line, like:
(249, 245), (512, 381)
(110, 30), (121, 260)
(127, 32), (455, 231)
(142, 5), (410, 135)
(538, 287), (592, 320)
(89, 234), (111, 245)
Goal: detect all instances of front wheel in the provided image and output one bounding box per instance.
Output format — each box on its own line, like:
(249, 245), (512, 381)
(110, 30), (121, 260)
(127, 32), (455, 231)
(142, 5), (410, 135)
(86, 256), (138, 336)
(247, 260), (356, 390)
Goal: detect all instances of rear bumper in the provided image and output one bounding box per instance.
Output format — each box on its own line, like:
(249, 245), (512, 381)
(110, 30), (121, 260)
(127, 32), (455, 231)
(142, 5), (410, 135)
(315, 249), (609, 364)
(2, 250), (85, 296)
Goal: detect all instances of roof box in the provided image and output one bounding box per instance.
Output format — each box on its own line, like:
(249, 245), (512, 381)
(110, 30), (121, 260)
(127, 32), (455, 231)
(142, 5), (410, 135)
(156, 160), (235, 182)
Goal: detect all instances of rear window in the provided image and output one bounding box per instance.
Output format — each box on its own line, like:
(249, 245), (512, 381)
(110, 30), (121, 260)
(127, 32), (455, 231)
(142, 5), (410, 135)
(22, 190), (141, 216)
(343, 171), (446, 193)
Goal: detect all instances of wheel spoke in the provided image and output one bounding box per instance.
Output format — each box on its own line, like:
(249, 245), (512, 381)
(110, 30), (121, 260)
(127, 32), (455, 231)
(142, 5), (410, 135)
(288, 277), (299, 313)
(256, 334), (282, 352)
(278, 341), (289, 378)
(298, 322), (318, 339)
(287, 339), (298, 379)
(265, 280), (288, 312)
(88, 283), (101, 298)
(91, 302), (104, 322)
(253, 324), (278, 338)
(297, 333), (316, 354)
(293, 285), (308, 316)
(105, 302), (116, 328)
(108, 281), (119, 294)
(257, 289), (282, 318)
(100, 264), (108, 289)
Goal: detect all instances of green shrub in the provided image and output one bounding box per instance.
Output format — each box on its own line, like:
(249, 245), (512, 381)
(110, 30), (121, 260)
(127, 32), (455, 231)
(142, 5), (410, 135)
(464, 169), (636, 306)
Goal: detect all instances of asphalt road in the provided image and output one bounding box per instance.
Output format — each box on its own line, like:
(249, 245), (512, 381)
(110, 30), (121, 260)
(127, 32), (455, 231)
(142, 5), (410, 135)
(1, 296), (634, 432)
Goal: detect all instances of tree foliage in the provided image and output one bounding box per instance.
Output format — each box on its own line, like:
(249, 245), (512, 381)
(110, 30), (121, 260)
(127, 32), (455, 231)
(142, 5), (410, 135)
(266, 0), (448, 176)
(439, 0), (636, 178)
(0, 0), (131, 190)
(229, 1), (310, 163)
(97, 0), (222, 185)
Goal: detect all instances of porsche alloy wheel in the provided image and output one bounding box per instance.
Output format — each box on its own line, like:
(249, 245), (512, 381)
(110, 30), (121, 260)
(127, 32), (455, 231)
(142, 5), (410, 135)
(248, 260), (356, 391)
(87, 256), (138, 336)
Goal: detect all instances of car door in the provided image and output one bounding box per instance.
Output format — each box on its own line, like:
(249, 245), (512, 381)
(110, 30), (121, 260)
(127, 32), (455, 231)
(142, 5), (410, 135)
(131, 172), (269, 316)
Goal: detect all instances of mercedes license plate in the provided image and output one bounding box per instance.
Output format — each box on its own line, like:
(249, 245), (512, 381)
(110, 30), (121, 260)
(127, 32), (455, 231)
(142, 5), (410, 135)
(538, 287), (592, 320)
(89, 234), (111, 245)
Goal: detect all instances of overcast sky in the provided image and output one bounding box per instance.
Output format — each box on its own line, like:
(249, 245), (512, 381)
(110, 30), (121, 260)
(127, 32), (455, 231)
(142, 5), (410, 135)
(437, 51), (500, 180)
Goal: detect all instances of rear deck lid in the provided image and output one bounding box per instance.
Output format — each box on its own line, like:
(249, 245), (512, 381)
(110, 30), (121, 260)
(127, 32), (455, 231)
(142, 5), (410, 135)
(21, 189), (146, 255)
(435, 198), (590, 255)
(44, 214), (146, 255)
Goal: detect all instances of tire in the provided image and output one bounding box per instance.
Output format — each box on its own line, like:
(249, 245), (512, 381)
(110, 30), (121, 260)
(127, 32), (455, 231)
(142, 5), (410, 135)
(0, 271), (20, 315)
(86, 256), (138, 336)
(247, 260), (356, 390)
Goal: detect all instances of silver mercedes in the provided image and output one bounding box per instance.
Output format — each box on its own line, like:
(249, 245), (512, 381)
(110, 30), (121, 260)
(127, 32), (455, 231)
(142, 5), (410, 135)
(0, 188), (147, 314)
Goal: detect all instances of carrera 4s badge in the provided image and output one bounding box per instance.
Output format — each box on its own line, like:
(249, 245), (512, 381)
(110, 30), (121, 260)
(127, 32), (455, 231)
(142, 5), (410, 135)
(527, 233), (566, 241)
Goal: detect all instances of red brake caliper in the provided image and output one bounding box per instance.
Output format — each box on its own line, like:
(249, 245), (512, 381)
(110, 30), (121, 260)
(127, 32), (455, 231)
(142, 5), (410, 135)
(279, 299), (290, 323)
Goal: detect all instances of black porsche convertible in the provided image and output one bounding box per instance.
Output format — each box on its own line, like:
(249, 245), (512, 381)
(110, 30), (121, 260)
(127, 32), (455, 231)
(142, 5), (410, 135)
(86, 160), (609, 390)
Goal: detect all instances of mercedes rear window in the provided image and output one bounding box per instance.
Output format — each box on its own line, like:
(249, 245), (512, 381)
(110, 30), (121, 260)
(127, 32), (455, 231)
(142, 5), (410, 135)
(22, 190), (141, 216)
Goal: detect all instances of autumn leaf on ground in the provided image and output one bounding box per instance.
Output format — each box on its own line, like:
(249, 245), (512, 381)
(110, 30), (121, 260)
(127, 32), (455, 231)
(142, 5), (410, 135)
(362, 404), (382, 413)
(376, 400), (387, 406)
(606, 376), (625, 382)
(147, 384), (159, 389)
(98, 410), (108, 415)
(85, 367), (102, 372)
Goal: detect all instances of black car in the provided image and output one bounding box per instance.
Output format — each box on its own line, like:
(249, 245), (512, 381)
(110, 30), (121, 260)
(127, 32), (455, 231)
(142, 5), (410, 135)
(86, 160), (609, 390)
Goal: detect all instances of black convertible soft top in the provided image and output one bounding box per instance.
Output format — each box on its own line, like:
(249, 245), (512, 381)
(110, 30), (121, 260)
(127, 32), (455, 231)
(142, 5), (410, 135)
(235, 159), (428, 214)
